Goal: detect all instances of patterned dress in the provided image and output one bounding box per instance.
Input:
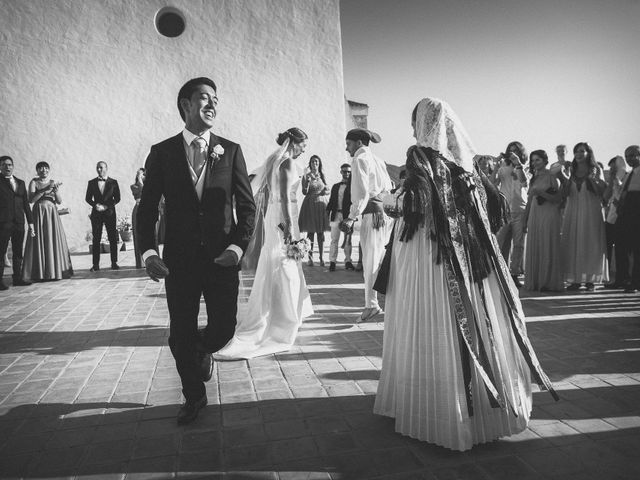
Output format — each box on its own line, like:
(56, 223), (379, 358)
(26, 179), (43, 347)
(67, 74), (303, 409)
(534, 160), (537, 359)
(298, 172), (329, 233)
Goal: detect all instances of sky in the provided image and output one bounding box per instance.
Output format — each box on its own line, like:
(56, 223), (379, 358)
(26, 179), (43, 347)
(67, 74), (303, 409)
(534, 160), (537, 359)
(340, 0), (640, 166)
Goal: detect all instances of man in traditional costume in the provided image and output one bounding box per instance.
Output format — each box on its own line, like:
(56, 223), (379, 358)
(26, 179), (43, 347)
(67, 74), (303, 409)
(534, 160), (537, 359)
(341, 128), (392, 321)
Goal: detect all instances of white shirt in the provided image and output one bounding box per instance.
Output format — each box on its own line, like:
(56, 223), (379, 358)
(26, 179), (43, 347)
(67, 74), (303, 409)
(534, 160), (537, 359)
(496, 164), (528, 213)
(5, 175), (17, 191)
(97, 176), (108, 194)
(141, 128), (242, 265)
(348, 146), (392, 219)
(337, 183), (347, 209)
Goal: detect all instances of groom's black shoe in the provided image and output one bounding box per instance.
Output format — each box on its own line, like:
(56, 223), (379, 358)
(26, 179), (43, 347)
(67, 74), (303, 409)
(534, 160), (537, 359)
(177, 395), (207, 425)
(199, 351), (214, 382)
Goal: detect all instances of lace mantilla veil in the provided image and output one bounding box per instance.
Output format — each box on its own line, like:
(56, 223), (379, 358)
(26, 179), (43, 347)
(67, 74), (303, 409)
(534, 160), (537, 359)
(241, 138), (292, 272)
(414, 98), (476, 172)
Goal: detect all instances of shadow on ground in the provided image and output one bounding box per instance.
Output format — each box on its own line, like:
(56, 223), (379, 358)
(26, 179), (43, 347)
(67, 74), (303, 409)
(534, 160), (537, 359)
(1, 393), (639, 479)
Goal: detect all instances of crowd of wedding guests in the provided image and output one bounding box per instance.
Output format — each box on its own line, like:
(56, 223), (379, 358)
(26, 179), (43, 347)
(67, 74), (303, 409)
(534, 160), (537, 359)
(477, 142), (640, 294)
(0, 157), (166, 290)
(2, 140), (638, 295)
(295, 139), (640, 296)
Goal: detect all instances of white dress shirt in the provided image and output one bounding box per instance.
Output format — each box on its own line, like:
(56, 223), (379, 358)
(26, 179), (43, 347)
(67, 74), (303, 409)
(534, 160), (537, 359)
(97, 176), (108, 194)
(348, 146), (392, 219)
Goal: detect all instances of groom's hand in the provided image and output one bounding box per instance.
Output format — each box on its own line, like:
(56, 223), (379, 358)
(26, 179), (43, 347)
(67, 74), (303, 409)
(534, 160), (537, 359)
(214, 250), (238, 267)
(145, 255), (169, 282)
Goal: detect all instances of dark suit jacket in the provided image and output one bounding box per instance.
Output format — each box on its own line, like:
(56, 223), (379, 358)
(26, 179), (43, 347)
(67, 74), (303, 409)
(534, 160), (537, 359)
(0, 176), (33, 224)
(137, 132), (256, 266)
(85, 177), (121, 217)
(326, 181), (351, 222)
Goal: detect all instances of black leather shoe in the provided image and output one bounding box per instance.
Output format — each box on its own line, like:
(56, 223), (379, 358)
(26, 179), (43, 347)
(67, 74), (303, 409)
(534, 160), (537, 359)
(90, 265), (100, 272)
(177, 395), (207, 425)
(0, 280), (8, 291)
(329, 262), (336, 272)
(345, 261), (355, 271)
(111, 263), (120, 270)
(624, 286), (638, 294)
(13, 279), (32, 286)
(199, 352), (213, 382)
(511, 275), (523, 288)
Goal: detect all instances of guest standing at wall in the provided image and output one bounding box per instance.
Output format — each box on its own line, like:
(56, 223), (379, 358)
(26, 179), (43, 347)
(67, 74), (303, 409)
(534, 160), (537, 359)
(0, 156), (34, 290)
(21, 161), (73, 282)
(85, 161), (121, 271)
(298, 155), (330, 266)
(523, 150), (563, 291)
(326, 163), (353, 271)
(130, 168), (145, 269)
(560, 142), (608, 291)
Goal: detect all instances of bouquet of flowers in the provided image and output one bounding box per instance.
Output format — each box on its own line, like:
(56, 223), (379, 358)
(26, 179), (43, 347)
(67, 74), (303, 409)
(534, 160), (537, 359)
(116, 215), (132, 232)
(278, 223), (311, 261)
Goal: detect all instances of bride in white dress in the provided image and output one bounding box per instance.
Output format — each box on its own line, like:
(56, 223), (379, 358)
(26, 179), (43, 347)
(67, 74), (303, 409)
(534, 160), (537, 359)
(214, 128), (313, 360)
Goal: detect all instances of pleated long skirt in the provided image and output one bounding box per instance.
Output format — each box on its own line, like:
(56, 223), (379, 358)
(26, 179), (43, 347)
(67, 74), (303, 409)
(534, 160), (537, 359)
(374, 223), (532, 451)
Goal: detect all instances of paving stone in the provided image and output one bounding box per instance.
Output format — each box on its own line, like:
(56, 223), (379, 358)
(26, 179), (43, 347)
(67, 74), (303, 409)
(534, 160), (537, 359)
(1, 257), (639, 478)
(265, 418), (310, 440)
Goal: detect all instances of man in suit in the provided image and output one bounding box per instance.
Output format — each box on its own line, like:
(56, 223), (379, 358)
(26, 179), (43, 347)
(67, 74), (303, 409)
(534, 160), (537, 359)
(85, 162), (121, 271)
(137, 77), (256, 424)
(0, 155), (34, 290)
(326, 163), (353, 272)
(616, 145), (640, 293)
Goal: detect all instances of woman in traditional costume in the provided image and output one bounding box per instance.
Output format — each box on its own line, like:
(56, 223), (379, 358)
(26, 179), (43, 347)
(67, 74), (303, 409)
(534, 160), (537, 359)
(374, 98), (557, 451)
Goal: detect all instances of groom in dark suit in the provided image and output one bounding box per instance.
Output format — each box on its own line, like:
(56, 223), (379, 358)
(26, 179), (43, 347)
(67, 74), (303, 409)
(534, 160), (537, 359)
(137, 77), (256, 424)
(85, 162), (121, 271)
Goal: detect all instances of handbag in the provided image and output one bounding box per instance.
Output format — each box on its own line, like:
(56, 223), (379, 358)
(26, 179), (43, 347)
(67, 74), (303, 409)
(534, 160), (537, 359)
(373, 221), (396, 295)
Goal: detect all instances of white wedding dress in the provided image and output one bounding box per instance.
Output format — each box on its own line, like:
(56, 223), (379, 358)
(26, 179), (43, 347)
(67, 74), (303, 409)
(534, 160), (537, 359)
(214, 163), (313, 360)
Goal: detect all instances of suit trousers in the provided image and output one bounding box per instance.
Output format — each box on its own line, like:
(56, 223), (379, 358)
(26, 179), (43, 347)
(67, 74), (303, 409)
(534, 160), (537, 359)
(165, 246), (239, 402)
(91, 211), (118, 267)
(0, 222), (25, 280)
(329, 213), (352, 263)
(497, 211), (526, 275)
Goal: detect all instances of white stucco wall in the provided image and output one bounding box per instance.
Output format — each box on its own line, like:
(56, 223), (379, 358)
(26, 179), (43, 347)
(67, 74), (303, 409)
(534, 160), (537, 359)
(0, 0), (346, 251)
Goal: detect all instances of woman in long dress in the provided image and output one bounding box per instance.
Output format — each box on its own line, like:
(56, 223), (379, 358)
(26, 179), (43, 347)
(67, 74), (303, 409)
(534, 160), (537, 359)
(560, 142), (608, 291)
(214, 128), (313, 360)
(374, 98), (557, 452)
(523, 150), (564, 291)
(21, 161), (73, 281)
(298, 155), (330, 266)
(130, 168), (145, 268)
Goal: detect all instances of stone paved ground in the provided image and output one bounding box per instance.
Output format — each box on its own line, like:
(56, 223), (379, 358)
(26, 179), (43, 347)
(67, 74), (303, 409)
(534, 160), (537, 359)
(1, 246), (639, 479)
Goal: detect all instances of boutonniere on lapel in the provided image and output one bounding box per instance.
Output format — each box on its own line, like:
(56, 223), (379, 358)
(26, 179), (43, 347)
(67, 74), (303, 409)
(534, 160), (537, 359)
(209, 144), (225, 165)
